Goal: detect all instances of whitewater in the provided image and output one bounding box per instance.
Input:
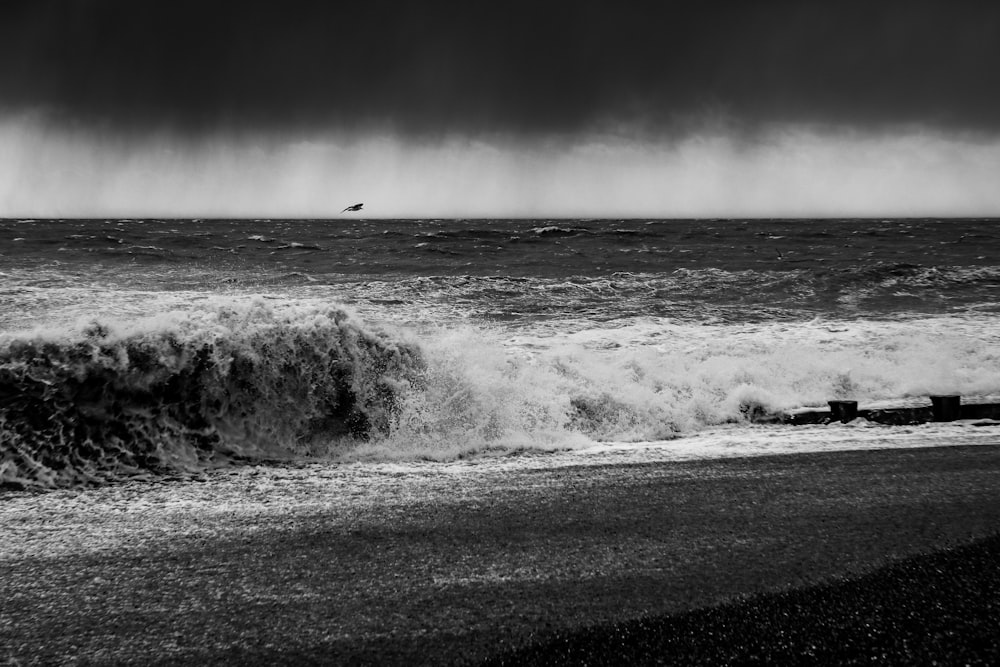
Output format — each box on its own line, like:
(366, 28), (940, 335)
(2, 217), (999, 488)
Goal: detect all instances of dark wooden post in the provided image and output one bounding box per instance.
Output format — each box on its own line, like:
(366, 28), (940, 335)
(930, 395), (961, 422)
(828, 400), (858, 423)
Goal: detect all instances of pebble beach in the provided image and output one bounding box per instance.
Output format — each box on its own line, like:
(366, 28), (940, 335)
(3, 440), (999, 664)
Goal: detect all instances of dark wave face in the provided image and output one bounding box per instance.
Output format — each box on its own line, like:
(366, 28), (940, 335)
(0, 305), (422, 488)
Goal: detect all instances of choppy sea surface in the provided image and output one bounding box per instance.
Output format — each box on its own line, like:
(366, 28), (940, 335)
(2, 217), (999, 488)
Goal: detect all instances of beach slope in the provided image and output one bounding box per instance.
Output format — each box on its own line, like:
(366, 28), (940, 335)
(2, 444), (1000, 664)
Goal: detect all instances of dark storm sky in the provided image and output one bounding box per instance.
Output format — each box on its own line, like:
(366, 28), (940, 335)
(3, 0), (999, 138)
(3, 1), (1000, 217)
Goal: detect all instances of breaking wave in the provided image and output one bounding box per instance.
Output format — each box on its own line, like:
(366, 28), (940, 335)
(365, 315), (1000, 461)
(4, 298), (1000, 489)
(0, 302), (422, 488)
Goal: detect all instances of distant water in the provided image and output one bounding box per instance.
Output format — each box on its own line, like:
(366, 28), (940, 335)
(3, 218), (1000, 488)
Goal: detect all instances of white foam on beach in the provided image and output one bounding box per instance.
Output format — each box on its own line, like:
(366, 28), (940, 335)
(2, 423), (996, 563)
(582, 420), (1000, 464)
(360, 419), (1000, 474)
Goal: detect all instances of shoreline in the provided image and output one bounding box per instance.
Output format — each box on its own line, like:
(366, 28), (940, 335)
(3, 442), (1000, 664)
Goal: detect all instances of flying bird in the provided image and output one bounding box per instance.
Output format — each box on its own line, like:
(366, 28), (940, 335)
(341, 203), (364, 212)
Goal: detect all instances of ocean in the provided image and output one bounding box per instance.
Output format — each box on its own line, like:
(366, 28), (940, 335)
(3, 217), (1000, 488)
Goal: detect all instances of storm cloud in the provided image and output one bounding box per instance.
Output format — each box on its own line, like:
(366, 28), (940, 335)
(3, 0), (999, 137)
(1, 1), (999, 216)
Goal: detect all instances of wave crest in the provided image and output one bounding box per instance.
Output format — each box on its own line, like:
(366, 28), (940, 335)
(0, 301), (422, 488)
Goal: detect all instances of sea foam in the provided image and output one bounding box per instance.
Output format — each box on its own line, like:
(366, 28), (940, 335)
(349, 313), (1000, 460)
(4, 297), (1000, 489)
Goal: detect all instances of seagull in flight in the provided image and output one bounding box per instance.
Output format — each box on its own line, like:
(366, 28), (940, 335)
(341, 202), (364, 213)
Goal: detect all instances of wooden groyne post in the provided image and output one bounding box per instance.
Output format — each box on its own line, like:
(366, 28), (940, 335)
(828, 400), (858, 423)
(930, 395), (961, 422)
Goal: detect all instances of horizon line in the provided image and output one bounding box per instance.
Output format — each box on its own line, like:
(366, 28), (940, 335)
(4, 215), (999, 222)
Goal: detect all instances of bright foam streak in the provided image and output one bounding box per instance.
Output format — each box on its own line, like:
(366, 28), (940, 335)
(2, 117), (1000, 217)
